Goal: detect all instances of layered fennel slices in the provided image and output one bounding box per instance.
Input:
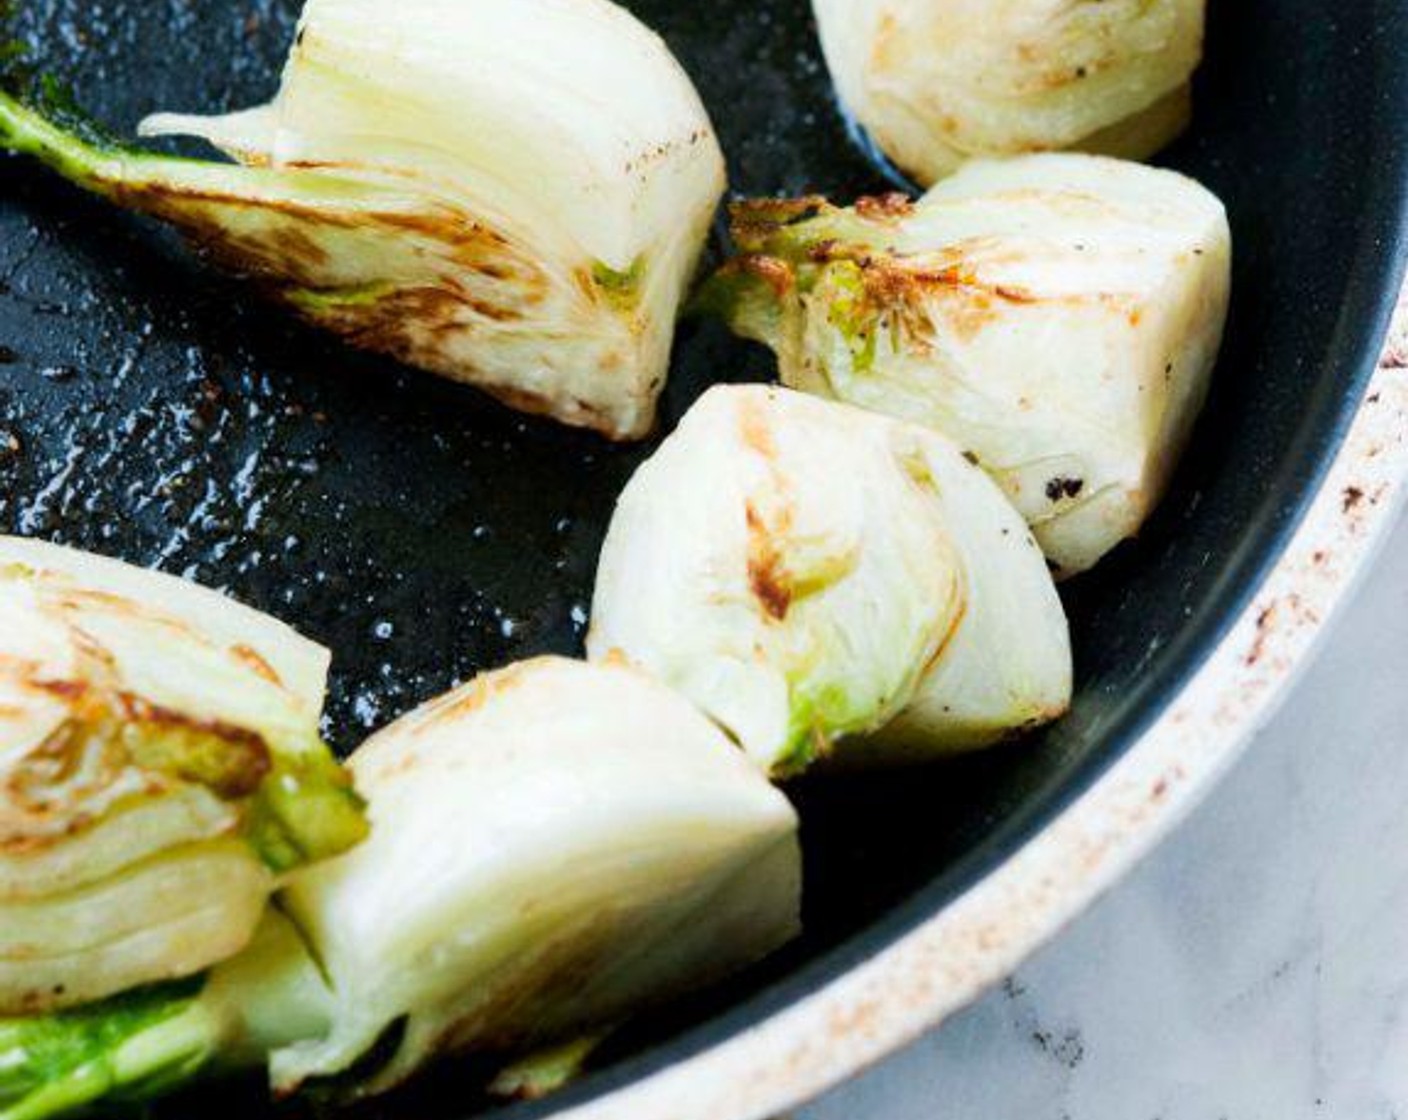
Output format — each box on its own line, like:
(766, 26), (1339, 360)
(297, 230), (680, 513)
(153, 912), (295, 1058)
(0, 537), (365, 1016)
(588, 386), (1072, 777)
(813, 0), (1206, 186)
(0, 658), (800, 1118)
(698, 154), (1232, 576)
(0, 0), (725, 439)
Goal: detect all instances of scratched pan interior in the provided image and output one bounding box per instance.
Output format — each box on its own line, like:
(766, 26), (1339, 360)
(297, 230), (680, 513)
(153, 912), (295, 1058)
(3, 1), (1408, 1117)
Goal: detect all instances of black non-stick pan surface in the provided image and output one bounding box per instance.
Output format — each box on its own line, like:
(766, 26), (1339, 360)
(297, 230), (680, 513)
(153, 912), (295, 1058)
(3, 2), (1408, 1117)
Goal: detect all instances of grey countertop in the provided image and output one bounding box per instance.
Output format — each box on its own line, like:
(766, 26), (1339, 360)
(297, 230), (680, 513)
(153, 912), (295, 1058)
(800, 508), (1408, 1120)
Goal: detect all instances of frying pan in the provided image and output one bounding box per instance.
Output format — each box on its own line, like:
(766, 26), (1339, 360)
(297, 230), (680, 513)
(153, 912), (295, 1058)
(3, 2), (1408, 1119)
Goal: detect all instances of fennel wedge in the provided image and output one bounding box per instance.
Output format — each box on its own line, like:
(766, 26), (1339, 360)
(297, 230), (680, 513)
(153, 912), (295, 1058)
(0, 0), (726, 439)
(270, 656), (801, 1096)
(813, 0), (1206, 185)
(0, 537), (365, 1016)
(698, 154), (1232, 575)
(588, 386), (1072, 776)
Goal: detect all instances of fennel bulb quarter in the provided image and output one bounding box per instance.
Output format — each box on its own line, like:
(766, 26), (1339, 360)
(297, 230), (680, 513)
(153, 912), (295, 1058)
(697, 154), (1232, 576)
(272, 655), (801, 1096)
(588, 385), (1073, 777)
(0, 0), (726, 440)
(814, 0), (1206, 185)
(0, 537), (365, 1018)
